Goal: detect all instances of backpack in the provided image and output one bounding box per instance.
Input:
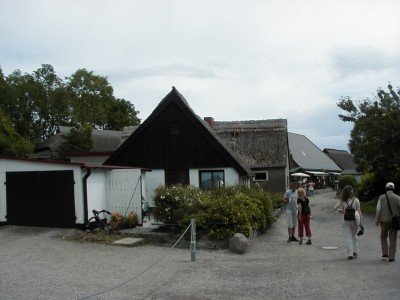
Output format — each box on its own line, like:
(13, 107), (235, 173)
(300, 198), (311, 215)
(343, 198), (356, 221)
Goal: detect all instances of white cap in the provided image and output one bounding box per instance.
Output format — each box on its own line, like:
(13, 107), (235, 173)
(385, 182), (395, 189)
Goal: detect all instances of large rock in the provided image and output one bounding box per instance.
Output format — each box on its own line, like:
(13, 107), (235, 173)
(229, 233), (248, 254)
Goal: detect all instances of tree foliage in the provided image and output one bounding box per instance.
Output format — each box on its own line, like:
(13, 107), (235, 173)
(0, 65), (140, 147)
(0, 106), (34, 156)
(338, 83), (400, 199)
(58, 124), (94, 155)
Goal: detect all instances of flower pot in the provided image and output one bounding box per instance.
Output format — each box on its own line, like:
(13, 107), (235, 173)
(110, 221), (121, 230)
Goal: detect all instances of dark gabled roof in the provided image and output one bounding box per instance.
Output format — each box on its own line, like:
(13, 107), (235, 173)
(105, 87), (252, 176)
(288, 132), (342, 172)
(35, 126), (122, 155)
(323, 148), (358, 170)
(210, 119), (288, 168)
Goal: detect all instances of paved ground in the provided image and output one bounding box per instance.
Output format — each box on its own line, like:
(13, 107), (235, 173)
(0, 192), (399, 299)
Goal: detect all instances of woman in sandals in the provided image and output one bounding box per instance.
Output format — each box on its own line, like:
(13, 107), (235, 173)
(334, 185), (362, 260)
(297, 188), (312, 245)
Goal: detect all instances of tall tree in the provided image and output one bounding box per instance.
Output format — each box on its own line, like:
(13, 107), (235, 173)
(65, 68), (140, 130)
(338, 83), (400, 198)
(0, 107), (34, 156)
(0, 65), (140, 149)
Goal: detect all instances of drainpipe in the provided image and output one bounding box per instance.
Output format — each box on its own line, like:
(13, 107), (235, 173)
(82, 168), (92, 226)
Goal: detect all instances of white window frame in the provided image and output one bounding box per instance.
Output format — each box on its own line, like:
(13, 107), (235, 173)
(254, 171), (268, 182)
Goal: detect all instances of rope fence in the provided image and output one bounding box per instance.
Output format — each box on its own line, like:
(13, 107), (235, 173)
(78, 219), (196, 300)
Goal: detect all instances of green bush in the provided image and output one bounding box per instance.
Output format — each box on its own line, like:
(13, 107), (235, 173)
(338, 175), (358, 189)
(152, 184), (276, 239)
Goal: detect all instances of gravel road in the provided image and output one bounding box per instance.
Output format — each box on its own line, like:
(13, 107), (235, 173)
(0, 191), (399, 299)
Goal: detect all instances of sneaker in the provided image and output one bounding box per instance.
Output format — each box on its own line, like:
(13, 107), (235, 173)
(353, 253), (358, 258)
(347, 256), (353, 260)
(291, 237), (299, 242)
(382, 254), (389, 258)
(306, 239), (312, 245)
(299, 240), (303, 245)
(287, 238), (292, 243)
(389, 259), (395, 262)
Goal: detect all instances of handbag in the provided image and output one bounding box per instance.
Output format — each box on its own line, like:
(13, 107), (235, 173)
(385, 193), (400, 231)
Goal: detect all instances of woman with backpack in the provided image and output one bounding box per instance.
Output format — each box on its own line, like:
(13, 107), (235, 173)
(297, 188), (312, 245)
(334, 185), (363, 260)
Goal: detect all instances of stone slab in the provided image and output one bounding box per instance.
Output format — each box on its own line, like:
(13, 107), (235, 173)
(112, 237), (145, 247)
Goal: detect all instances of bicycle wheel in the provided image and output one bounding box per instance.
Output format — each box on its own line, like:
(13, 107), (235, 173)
(87, 217), (98, 231)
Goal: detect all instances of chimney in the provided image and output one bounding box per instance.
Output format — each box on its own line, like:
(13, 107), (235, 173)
(204, 117), (214, 127)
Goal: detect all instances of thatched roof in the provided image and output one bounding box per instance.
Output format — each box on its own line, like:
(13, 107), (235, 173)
(210, 119), (288, 168)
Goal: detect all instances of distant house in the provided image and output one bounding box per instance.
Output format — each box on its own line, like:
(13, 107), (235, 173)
(34, 126), (122, 164)
(105, 87), (289, 203)
(288, 132), (342, 187)
(323, 148), (361, 181)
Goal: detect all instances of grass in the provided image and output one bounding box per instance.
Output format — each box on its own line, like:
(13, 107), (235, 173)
(361, 200), (377, 215)
(68, 230), (122, 244)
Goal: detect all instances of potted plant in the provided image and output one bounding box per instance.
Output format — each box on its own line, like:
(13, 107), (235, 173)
(110, 212), (123, 230)
(122, 211), (138, 229)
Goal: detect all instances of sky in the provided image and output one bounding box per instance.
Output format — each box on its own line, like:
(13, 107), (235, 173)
(1, 0), (399, 151)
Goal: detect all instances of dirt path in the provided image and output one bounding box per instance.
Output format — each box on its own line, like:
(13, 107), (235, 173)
(0, 192), (399, 299)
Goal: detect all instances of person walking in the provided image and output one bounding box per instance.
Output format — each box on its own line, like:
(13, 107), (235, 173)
(297, 188), (312, 245)
(333, 185), (362, 260)
(375, 182), (400, 262)
(283, 182), (299, 243)
(308, 181), (315, 197)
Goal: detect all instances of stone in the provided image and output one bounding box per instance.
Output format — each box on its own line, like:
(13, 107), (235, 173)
(229, 233), (248, 254)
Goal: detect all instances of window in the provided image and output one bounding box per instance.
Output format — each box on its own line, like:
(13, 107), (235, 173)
(254, 171), (268, 182)
(165, 169), (189, 186)
(199, 170), (225, 189)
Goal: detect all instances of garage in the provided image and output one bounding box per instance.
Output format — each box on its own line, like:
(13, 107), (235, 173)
(6, 170), (76, 228)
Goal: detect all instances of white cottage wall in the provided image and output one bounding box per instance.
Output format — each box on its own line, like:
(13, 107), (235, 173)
(0, 159), (84, 223)
(145, 170), (164, 207)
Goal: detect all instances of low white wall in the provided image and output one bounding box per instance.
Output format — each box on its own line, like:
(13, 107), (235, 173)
(0, 159), (84, 224)
(86, 169), (107, 218)
(146, 170), (165, 207)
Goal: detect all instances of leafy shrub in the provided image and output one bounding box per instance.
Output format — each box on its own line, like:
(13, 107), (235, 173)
(153, 184), (275, 239)
(338, 175), (358, 189)
(153, 185), (203, 226)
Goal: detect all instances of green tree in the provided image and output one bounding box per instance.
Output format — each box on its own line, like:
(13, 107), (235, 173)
(338, 83), (400, 199)
(0, 107), (34, 156)
(66, 69), (140, 130)
(0, 65), (140, 149)
(0, 65), (69, 145)
(58, 124), (94, 155)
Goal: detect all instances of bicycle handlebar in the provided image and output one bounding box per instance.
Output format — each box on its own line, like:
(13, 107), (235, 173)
(92, 209), (111, 216)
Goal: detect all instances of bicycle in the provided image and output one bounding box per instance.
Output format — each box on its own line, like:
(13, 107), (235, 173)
(87, 209), (113, 234)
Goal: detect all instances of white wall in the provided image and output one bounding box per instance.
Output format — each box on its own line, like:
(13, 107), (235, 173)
(86, 169), (107, 218)
(146, 170), (165, 207)
(106, 169), (143, 224)
(189, 167), (240, 187)
(0, 158), (84, 223)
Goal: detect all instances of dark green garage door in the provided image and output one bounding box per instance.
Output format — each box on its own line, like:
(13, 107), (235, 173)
(6, 171), (76, 228)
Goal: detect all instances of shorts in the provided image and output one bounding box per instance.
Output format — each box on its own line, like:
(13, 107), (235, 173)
(286, 210), (298, 228)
